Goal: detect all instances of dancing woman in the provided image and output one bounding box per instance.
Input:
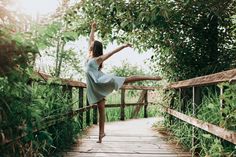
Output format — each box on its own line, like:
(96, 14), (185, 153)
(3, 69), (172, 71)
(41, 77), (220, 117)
(85, 22), (161, 143)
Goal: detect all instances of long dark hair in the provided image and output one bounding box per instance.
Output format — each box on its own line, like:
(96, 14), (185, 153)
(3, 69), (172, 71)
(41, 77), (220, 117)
(92, 40), (103, 70)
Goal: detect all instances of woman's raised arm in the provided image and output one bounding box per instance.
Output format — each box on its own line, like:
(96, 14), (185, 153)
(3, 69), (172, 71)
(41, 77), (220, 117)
(88, 22), (96, 56)
(95, 44), (131, 65)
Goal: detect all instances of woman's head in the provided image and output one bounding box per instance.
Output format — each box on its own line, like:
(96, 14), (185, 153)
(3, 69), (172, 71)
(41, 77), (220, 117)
(91, 40), (103, 70)
(92, 40), (103, 57)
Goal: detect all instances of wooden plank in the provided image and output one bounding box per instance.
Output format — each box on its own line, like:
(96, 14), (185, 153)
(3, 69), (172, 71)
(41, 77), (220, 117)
(34, 72), (87, 88)
(86, 98), (90, 126)
(169, 68), (236, 89)
(120, 89), (125, 121)
(34, 72), (158, 91)
(105, 103), (144, 108)
(64, 153), (191, 157)
(63, 118), (191, 157)
(132, 90), (147, 118)
(78, 88), (83, 129)
(144, 90), (148, 118)
(166, 108), (236, 144)
(122, 84), (160, 90)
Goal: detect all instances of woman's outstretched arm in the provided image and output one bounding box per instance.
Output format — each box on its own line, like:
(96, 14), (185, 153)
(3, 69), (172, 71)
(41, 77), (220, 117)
(95, 44), (131, 65)
(124, 75), (162, 83)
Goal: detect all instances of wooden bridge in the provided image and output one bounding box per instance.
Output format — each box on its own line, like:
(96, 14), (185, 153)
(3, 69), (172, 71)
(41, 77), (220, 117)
(1, 69), (236, 156)
(63, 117), (191, 157)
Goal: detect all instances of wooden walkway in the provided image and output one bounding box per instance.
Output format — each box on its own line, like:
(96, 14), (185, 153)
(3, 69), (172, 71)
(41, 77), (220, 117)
(63, 118), (192, 157)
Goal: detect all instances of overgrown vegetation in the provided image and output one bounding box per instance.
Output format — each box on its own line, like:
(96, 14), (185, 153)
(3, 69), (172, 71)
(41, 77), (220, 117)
(161, 84), (236, 156)
(80, 0), (236, 81)
(1, 0), (236, 156)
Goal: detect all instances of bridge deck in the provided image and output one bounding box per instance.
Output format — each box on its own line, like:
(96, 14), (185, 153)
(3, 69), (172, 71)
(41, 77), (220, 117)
(63, 118), (192, 157)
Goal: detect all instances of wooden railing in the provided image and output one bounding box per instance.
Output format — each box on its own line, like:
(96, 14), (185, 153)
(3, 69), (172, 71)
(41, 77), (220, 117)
(165, 69), (236, 147)
(1, 72), (159, 146)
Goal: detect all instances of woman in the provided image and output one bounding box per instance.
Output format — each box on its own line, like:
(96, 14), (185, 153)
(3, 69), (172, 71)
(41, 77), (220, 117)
(85, 22), (161, 143)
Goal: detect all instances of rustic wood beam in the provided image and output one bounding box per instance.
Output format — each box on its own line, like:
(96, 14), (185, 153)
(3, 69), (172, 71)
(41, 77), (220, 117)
(166, 108), (236, 145)
(169, 68), (236, 89)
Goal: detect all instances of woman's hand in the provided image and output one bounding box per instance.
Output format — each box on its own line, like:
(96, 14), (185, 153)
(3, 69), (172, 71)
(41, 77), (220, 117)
(91, 21), (96, 30)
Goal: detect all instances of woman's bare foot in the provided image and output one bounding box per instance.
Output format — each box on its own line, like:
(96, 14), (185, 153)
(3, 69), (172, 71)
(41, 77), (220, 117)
(97, 133), (106, 143)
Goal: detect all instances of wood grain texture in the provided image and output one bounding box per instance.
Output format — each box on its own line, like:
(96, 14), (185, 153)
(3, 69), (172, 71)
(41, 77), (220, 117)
(166, 108), (236, 145)
(169, 68), (236, 88)
(62, 118), (192, 157)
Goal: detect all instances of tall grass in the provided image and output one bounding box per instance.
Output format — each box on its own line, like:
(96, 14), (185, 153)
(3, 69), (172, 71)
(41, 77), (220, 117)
(105, 90), (160, 122)
(160, 84), (236, 156)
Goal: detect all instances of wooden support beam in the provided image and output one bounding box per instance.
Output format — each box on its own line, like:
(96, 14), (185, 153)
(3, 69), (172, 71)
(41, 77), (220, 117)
(166, 108), (236, 145)
(131, 90), (147, 118)
(35, 72), (87, 88)
(86, 98), (90, 126)
(121, 85), (160, 90)
(144, 90), (148, 118)
(78, 87), (83, 129)
(192, 87), (196, 151)
(120, 89), (125, 121)
(169, 68), (236, 89)
(105, 103), (145, 108)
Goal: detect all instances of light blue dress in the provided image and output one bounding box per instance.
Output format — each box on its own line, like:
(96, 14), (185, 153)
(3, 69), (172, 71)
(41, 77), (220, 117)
(85, 58), (125, 104)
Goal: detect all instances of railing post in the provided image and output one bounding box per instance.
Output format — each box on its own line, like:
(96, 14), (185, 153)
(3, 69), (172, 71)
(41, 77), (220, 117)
(120, 89), (125, 121)
(220, 85), (226, 145)
(93, 105), (98, 124)
(192, 86), (196, 152)
(144, 90), (148, 118)
(86, 98), (90, 126)
(78, 87), (83, 129)
(220, 86), (226, 117)
(168, 89), (175, 126)
(192, 86), (201, 155)
(62, 85), (73, 141)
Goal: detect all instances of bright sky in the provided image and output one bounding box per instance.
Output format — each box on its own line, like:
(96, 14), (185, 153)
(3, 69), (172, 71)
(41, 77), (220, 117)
(9, 0), (60, 17)
(68, 37), (153, 73)
(9, 0), (153, 78)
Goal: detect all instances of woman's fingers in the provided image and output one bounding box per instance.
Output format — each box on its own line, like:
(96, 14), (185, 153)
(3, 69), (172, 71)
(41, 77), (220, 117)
(91, 21), (96, 29)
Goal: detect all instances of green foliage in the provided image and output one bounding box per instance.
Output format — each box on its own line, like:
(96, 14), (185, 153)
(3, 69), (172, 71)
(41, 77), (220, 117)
(105, 91), (159, 122)
(161, 84), (236, 156)
(110, 61), (146, 86)
(80, 0), (236, 81)
(0, 73), (83, 156)
(0, 28), (38, 76)
(33, 20), (84, 78)
(110, 61), (160, 87)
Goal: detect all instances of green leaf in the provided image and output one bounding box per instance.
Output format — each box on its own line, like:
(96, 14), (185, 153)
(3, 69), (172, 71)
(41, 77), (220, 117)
(202, 134), (211, 139)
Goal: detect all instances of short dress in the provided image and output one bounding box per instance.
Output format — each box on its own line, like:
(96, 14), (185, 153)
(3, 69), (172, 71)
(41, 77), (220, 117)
(85, 58), (126, 104)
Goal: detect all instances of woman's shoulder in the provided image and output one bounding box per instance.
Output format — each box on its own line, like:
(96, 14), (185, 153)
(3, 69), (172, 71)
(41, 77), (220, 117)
(86, 57), (96, 63)
(86, 57), (99, 67)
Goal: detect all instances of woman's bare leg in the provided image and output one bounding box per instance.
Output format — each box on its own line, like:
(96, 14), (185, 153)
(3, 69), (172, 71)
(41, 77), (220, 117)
(124, 75), (161, 84)
(97, 99), (106, 143)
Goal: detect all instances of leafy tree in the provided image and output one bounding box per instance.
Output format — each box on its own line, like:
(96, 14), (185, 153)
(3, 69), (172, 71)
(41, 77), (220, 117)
(80, 0), (236, 81)
(33, 1), (86, 78)
(110, 60), (158, 87)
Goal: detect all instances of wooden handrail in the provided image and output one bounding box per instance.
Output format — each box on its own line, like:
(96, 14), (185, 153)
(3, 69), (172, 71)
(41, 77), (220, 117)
(168, 68), (236, 89)
(2, 71), (157, 146)
(1, 104), (97, 145)
(34, 72), (160, 90)
(33, 72), (87, 88)
(166, 107), (236, 144)
(165, 68), (236, 146)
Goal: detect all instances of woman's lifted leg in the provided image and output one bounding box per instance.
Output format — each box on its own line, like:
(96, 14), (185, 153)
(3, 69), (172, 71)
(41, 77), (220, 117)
(124, 75), (161, 84)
